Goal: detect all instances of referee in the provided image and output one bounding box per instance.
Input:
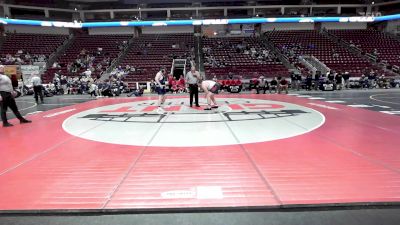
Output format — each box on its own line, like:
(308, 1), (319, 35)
(0, 66), (31, 127)
(31, 74), (44, 104)
(185, 67), (200, 107)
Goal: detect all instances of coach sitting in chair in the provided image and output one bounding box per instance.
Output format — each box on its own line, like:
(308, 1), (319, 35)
(249, 77), (259, 93)
(278, 77), (289, 94)
(256, 76), (268, 94)
(269, 77), (278, 93)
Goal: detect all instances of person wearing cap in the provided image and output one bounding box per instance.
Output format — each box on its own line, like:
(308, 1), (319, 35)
(0, 65), (31, 127)
(185, 67), (200, 107)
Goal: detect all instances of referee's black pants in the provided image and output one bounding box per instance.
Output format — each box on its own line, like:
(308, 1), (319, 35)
(188, 84), (199, 106)
(0, 91), (24, 124)
(33, 85), (44, 103)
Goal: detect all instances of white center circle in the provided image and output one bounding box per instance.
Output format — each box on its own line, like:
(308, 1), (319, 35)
(62, 98), (325, 147)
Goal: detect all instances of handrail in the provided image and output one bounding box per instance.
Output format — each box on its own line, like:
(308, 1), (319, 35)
(45, 33), (74, 70)
(298, 56), (317, 75)
(99, 35), (135, 81)
(261, 33), (298, 72)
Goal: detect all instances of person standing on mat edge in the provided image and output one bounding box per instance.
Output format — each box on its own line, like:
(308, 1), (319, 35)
(185, 66), (200, 107)
(155, 67), (168, 113)
(31, 74), (44, 104)
(0, 65), (31, 127)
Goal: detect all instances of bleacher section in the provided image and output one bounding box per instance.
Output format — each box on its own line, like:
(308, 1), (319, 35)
(266, 30), (373, 76)
(330, 29), (400, 67)
(0, 33), (68, 65)
(1, 30), (397, 85)
(43, 34), (131, 82)
(120, 33), (194, 85)
(203, 37), (289, 79)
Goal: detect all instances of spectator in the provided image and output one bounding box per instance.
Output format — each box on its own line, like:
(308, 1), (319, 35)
(89, 82), (98, 97)
(257, 76), (268, 94)
(335, 72), (343, 90)
(306, 74), (313, 91)
(270, 77), (278, 93)
(278, 77), (289, 94)
(343, 71), (350, 89)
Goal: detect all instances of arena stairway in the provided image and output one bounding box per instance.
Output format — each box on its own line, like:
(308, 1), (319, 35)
(261, 34), (298, 72)
(322, 30), (400, 76)
(99, 35), (137, 82)
(45, 34), (76, 70)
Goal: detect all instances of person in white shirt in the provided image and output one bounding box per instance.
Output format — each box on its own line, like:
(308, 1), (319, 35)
(83, 69), (92, 77)
(89, 82), (98, 97)
(0, 65), (31, 127)
(48, 82), (56, 93)
(52, 62), (60, 68)
(185, 67), (201, 107)
(18, 79), (24, 96)
(212, 75), (218, 82)
(31, 74), (43, 104)
(199, 79), (221, 110)
(155, 68), (168, 113)
(16, 57), (23, 64)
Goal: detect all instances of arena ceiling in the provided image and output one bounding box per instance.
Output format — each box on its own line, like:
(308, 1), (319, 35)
(5, 0), (380, 10)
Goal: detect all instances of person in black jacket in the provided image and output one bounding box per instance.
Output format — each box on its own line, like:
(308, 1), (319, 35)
(0, 66), (31, 127)
(270, 77), (278, 93)
(343, 71), (350, 89)
(335, 72), (343, 90)
(306, 74), (313, 91)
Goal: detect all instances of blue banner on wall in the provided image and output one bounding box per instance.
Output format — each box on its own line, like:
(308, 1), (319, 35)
(0, 14), (399, 28)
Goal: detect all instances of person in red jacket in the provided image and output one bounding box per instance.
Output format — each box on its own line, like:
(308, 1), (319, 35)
(171, 79), (178, 93)
(249, 77), (259, 94)
(278, 77), (289, 94)
(167, 74), (174, 93)
(178, 75), (185, 86)
(178, 75), (186, 93)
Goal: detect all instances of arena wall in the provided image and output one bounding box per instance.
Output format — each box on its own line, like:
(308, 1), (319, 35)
(321, 22), (367, 30)
(3, 22), (370, 36)
(385, 20), (400, 34)
(141, 26), (194, 34)
(261, 23), (314, 31)
(88, 27), (136, 35)
(4, 25), (70, 35)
